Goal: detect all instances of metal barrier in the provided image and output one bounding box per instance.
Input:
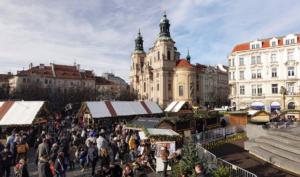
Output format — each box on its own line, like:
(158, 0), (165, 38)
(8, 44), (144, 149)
(193, 126), (237, 144)
(195, 144), (258, 177)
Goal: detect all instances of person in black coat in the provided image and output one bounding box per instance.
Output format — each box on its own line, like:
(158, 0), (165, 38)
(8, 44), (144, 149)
(1, 147), (13, 177)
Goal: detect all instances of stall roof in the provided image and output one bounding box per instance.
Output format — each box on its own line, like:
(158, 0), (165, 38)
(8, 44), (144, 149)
(0, 101), (45, 126)
(146, 128), (180, 136)
(85, 101), (163, 118)
(125, 117), (160, 130)
(164, 101), (187, 112)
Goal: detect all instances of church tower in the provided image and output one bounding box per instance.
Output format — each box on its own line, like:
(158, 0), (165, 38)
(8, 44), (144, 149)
(130, 30), (146, 97)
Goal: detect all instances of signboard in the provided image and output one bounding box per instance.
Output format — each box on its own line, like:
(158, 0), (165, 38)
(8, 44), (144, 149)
(155, 141), (176, 172)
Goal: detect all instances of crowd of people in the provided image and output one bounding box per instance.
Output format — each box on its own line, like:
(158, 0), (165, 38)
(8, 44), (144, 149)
(0, 120), (179, 177)
(0, 115), (207, 177)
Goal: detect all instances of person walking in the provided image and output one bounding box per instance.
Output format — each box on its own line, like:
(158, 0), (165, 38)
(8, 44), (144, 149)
(54, 152), (66, 177)
(38, 154), (53, 177)
(160, 146), (170, 177)
(0, 147), (13, 177)
(87, 142), (98, 177)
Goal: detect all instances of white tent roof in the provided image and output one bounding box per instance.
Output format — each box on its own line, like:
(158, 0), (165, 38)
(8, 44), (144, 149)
(86, 102), (111, 118)
(0, 101), (45, 126)
(146, 128), (180, 136)
(164, 101), (177, 112)
(85, 101), (162, 119)
(144, 101), (163, 114)
(248, 110), (259, 116)
(164, 101), (187, 112)
(0, 102), (4, 107)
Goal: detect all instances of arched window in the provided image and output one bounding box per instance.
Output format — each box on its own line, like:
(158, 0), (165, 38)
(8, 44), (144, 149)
(288, 102), (296, 110)
(167, 50), (171, 60)
(157, 51), (160, 60)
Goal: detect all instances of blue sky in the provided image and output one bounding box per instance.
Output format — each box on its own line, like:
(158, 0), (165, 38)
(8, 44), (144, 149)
(0, 0), (300, 82)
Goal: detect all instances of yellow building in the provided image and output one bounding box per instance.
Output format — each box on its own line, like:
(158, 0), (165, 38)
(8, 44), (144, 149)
(130, 13), (229, 108)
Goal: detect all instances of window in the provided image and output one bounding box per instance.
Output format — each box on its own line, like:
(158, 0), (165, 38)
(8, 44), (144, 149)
(251, 44), (256, 49)
(255, 43), (260, 49)
(288, 51), (294, 60)
(167, 50), (171, 60)
(239, 71), (244, 80)
(256, 56), (261, 64)
(239, 58), (244, 66)
(252, 85), (256, 96)
(271, 41), (276, 47)
(157, 51), (160, 60)
(157, 84), (159, 91)
(291, 38), (295, 44)
(196, 83), (199, 91)
(251, 56), (256, 65)
(229, 72), (231, 80)
(272, 84), (278, 94)
(45, 79), (48, 84)
(144, 82), (146, 92)
(179, 85), (184, 96)
(288, 102), (296, 109)
(288, 67), (295, 76)
(257, 69), (262, 79)
(272, 68), (277, 77)
(228, 59), (231, 67)
(232, 72), (235, 80)
(23, 78), (26, 83)
(271, 54), (276, 62)
(251, 71), (256, 79)
(287, 83), (295, 94)
(286, 40), (290, 45)
(240, 85), (245, 95)
(257, 84), (262, 96)
(168, 83), (171, 91)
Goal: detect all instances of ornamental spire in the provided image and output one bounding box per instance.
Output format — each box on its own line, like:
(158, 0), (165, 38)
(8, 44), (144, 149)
(159, 12), (171, 38)
(134, 29), (144, 52)
(186, 49), (191, 63)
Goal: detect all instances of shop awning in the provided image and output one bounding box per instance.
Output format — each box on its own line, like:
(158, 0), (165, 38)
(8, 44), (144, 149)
(164, 101), (187, 112)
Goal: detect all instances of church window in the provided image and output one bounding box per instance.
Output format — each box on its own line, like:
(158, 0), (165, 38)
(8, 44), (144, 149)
(158, 51), (160, 60)
(179, 85), (184, 96)
(167, 50), (171, 60)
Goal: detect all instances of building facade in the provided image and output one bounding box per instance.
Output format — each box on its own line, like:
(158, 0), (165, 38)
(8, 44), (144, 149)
(130, 13), (229, 108)
(228, 33), (300, 111)
(9, 63), (96, 93)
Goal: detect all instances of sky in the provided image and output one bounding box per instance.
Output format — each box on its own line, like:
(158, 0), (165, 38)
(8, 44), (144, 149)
(0, 0), (300, 82)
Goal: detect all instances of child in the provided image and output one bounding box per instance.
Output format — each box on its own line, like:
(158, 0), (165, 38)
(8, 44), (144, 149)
(14, 159), (29, 177)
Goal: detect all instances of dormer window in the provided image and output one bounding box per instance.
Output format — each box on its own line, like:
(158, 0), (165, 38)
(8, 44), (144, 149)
(250, 40), (262, 49)
(284, 34), (297, 45)
(270, 38), (278, 47)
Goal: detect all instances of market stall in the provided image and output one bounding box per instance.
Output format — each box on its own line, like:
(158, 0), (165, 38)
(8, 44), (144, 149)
(138, 128), (181, 173)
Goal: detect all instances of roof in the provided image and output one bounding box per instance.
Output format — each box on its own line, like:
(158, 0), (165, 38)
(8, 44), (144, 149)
(125, 117), (160, 129)
(232, 34), (300, 52)
(17, 64), (94, 80)
(0, 101), (45, 126)
(146, 128), (180, 136)
(164, 101), (187, 112)
(176, 59), (193, 68)
(0, 74), (13, 82)
(85, 101), (163, 118)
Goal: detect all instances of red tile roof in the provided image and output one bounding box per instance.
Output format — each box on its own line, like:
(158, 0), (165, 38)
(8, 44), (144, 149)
(176, 59), (194, 68)
(17, 64), (94, 80)
(95, 76), (114, 85)
(232, 34), (300, 53)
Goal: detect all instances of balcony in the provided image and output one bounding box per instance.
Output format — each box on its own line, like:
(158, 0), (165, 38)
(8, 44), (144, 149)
(285, 60), (298, 66)
(251, 94), (265, 99)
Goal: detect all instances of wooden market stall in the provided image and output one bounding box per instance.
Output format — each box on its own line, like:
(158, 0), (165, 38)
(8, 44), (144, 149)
(77, 101), (163, 127)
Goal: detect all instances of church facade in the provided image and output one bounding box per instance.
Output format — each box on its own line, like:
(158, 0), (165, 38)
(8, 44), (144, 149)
(130, 13), (228, 108)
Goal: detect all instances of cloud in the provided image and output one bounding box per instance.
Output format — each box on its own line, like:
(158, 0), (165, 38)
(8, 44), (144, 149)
(0, 0), (299, 82)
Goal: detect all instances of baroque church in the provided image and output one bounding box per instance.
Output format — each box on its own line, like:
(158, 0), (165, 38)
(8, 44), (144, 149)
(130, 13), (228, 108)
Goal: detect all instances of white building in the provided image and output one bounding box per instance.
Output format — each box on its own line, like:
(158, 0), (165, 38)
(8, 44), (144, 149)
(228, 33), (300, 111)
